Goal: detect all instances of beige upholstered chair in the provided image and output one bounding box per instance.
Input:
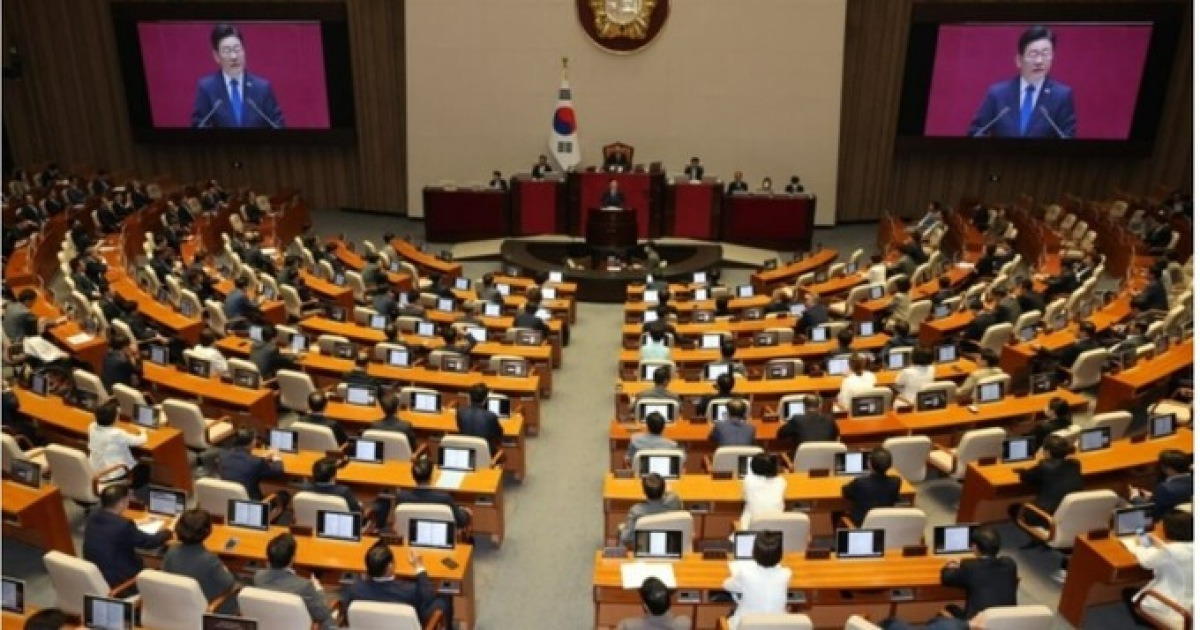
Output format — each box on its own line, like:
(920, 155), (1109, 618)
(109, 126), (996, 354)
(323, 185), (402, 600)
(238, 587), (317, 630)
(860, 507), (926, 550)
(973, 605), (1055, 629)
(881, 436), (932, 483)
(791, 442), (847, 473)
(928, 427), (1006, 480)
(745, 513), (811, 553)
(44, 551), (135, 615)
(1016, 489), (1120, 550)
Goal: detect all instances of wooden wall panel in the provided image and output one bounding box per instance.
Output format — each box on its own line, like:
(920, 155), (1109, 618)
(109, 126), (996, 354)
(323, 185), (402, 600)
(2, 0), (407, 214)
(837, 0), (1193, 222)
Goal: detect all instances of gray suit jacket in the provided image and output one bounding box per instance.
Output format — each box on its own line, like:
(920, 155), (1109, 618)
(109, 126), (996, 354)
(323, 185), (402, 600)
(252, 568), (334, 629)
(619, 493), (682, 544)
(162, 543), (239, 614)
(617, 614), (691, 630)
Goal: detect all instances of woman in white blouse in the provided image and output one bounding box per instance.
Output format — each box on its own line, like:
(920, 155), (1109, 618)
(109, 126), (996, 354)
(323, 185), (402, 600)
(1127, 510), (1193, 629)
(739, 453), (786, 529)
(836, 354), (877, 410)
(723, 531), (791, 629)
(893, 346), (936, 408)
(88, 398), (149, 486)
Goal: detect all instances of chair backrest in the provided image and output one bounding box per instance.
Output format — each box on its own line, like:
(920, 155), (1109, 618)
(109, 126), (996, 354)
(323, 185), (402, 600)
(764, 359), (804, 380)
(238, 586), (313, 630)
(951, 427), (1008, 479)
(227, 357), (260, 382)
(393, 503), (456, 543)
(746, 513), (811, 554)
(111, 382), (148, 421)
(1, 433), (26, 473)
(632, 449), (686, 477)
(72, 368), (110, 402)
(861, 507), (926, 550)
(162, 399), (213, 450)
(792, 442), (848, 472)
(738, 614), (814, 630)
(1012, 310), (1042, 338)
(279, 285), (304, 318)
(843, 284), (875, 309)
(195, 478), (249, 516)
(438, 434), (491, 469)
(844, 615), (883, 630)
(978, 323), (1014, 355)
(178, 290), (203, 321)
(43, 551), (110, 615)
(634, 510), (694, 549)
(711, 446), (764, 473)
(346, 601), (423, 630)
(292, 491), (351, 528)
(881, 436), (932, 483)
(44, 444), (100, 504)
(907, 299), (932, 327)
(1047, 490), (1121, 548)
(974, 605), (1055, 630)
(204, 300), (227, 336)
(346, 270), (367, 301)
(1067, 348), (1109, 390)
(360, 429), (413, 462)
(136, 569), (208, 630)
(1090, 411), (1133, 440)
(317, 334), (352, 355)
(110, 319), (138, 352)
(277, 369), (316, 413)
(973, 374), (1011, 404)
(293, 423), (339, 452)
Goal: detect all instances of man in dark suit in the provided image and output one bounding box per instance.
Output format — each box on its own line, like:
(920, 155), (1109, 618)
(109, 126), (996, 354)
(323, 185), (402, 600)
(937, 527), (1019, 622)
(967, 25), (1075, 138)
(1132, 260), (1170, 312)
(600, 178), (626, 207)
(253, 534), (335, 629)
(842, 447), (902, 526)
(249, 324), (298, 378)
(220, 427), (288, 506)
(776, 395), (839, 450)
(394, 456), (472, 528)
(513, 302), (551, 338)
(191, 24), (284, 129)
(488, 170), (508, 191)
(1015, 278), (1045, 313)
(82, 485), (172, 589)
(604, 151), (631, 173)
(298, 391), (348, 446)
(304, 457), (361, 513)
(784, 176), (805, 194)
(726, 171), (749, 194)
(101, 332), (142, 392)
(531, 154), (553, 179)
(708, 399), (755, 447)
(1012, 434), (1084, 529)
(1054, 321), (1099, 369)
(342, 543), (451, 629)
(793, 293), (829, 337)
(343, 355), (386, 399)
(1131, 449), (1194, 521)
(683, 157), (704, 181)
(992, 287), (1020, 325)
(1023, 397), (1073, 453)
(371, 392), (418, 453)
(456, 384), (503, 453)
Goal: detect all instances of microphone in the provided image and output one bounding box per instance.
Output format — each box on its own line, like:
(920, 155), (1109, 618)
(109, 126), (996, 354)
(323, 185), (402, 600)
(245, 96), (280, 130)
(972, 107), (1010, 137)
(197, 99), (223, 128)
(1039, 106), (1067, 139)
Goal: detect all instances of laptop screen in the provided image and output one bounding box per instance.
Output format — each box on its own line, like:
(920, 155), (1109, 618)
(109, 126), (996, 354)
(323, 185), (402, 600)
(233, 368), (259, 389)
(1150, 413), (1177, 438)
(268, 429), (298, 453)
(227, 499), (269, 530)
(643, 310), (659, 323)
(637, 401), (675, 423)
(701, 333), (724, 350)
(1113, 506), (1155, 536)
(412, 392), (441, 413)
(694, 288), (710, 301)
(933, 304), (951, 318)
(642, 454), (681, 479)
(188, 356), (211, 378)
(203, 614), (257, 630)
(790, 303), (807, 316)
(483, 302), (503, 317)
(388, 348), (410, 367)
(1079, 427), (1111, 452)
(9, 459), (41, 489)
(438, 446), (476, 472)
(454, 277), (471, 290)
(316, 510), (361, 542)
(408, 518), (454, 549)
(634, 530), (683, 559)
(147, 486), (186, 517)
(486, 396), (511, 418)
(417, 322), (437, 337)
(976, 382), (1003, 403)
(333, 343), (356, 360)
(1019, 325), (1037, 342)
(886, 351), (908, 370)
(1, 578), (24, 614)
(437, 298), (455, 312)
(704, 363), (731, 381)
(442, 355), (467, 373)
(692, 271), (708, 284)
(1002, 436), (1036, 463)
(248, 325), (264, 342)
(465, 327), (488, 343)
(827, 357), (850, 376)
(732, 531), (762, 560)
(29, 372), (49, 395)
(641, 364), (661, 381)
(835, 451), (869, 475)
(936, 344), (957, 363)
(548, 271), (564, 283)
(767, 362), (794, 379)
(496, 283), (511, 296)
(348, 438), (383, 463)
(133, 403), (158, 428)
(148, 344), (170, 366)
(516, 330), (543, 345)
(810, 326), (828, 342)
(836, 528), (885, 558)
(1030, 372), (1056, 394)
(736, 285), (754, 298)
(857, 321), (875, 337)
(917, 390), (948, 411)
(783, 400), (806, 419)
(370, 314), (388, 330)
(500, 359), (527, 377)
(542, 287), (557, 300)
(327, 305), (346, 322)
(180, 300), (195, 317)
(851, 396), (885, 417)
(868, 285), (885, 300)
(345, 385), (375, 406)
(755, 332), (778, 347)
(933, 524), (977, 554)
(84, 595), (133, 630)
(643, 290), (660, 305)
(290, 334), (309, 352)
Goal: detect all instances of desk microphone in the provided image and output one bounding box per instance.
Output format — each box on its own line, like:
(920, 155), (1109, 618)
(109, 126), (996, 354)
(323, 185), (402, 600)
(1039, 106), (1068, 139)
(197, 99), (224, 128)
(972, 107), (1010, 137)
(245, 95), (281, 130)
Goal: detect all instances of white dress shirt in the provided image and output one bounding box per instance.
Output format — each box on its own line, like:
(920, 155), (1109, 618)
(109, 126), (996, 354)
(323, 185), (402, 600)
(88, 422), (147, 482)
(22, 335), (69, 363)
(893, 365), (934, 407)
(867, 263), (887, 286)
(739, 472), (787, 529)
(190, 344), (230, 377)
(722, 563), (792, 629)
(836, 370), (878, 409)
(1131, 541), (1193, 629)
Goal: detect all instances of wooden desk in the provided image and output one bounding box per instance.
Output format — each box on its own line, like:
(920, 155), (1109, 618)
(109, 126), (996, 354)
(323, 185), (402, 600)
(492, 274), (578, 298)
(852, 266), (974, 322)
(593, 549), (958, 629)
(2, 479), (75, 555)
(367, 363), (543, 435)
(957, 429), (1193, 523)
(602, 473), (915, 541)
(109, 277), (205, 345)
(266, 450), (506, 546)
(623, 295), (772, 320)
(750, 249), (839, 292)
(29, 289), (107, 372)
(141, 362), (278, 430)
(617, 336), (890, 376)
(210, 275), (287, 325)
(1, 609), (36, 630)
(620, 316), (800, 348)
(13, 387), (194, 491)
(918, 311), (974, 346)
(299, 270), (355, 309)
(1096, 339), (1194, 413)
(998, 294), (1133, 381)
(804, 273), (867, 300)
(321, 402), (527, 481)
(391, 239), (463, 279)
(1058, 534), (1152, 627)
(328, 238), (414, 292)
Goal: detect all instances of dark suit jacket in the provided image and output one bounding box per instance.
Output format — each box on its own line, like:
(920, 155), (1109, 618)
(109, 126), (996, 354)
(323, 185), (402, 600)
(776, 411), (839, 449)
(298, 413), (348, 446)
(795, 304), (830, 334)
(1024, 416), (1071, 452)
(304, 481), (362, 513)
(684, 165), (704, 180)
(513, 313), (550, 336)
(82, 509), (171, 587)
(1018, 458), (1084, 514)
(601, 191), (626, 207)
(727, 180), (749, 194)
(220, 448), (285, 501)
(249, 342), (295, 378)
(162, 543), (239, 614)
(101, 349), (140, 391)
(842, 472), (902, 525)
(342, 572), (439, 626)
(191, 71), (284, 128)
(1057, 338), (1099, 370)
(968, 77), (1076, 138)
(1145, 473), (1193, 520)
(532, 163), (553, 178)
(395, 487), (471, 527)
(708, 419), (756, 447)
(941, 556), (1019, 618)
(963, 310), (997, 342)
(1017, 292), (1046, 314)
(1132, 280), (1169, 312)
(456, 405), (503, 449)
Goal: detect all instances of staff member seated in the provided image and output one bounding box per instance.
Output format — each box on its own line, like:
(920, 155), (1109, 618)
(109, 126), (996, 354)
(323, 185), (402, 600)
(1123, 510), (1193, 629)
(776, 394), (839, 449)
(456, 384), (503, 453)
(303, 456), (361, 513)
(708, 399), (755, 447)
(220, 427), (289, 509)
(162, 509), (240, 614)
(392, 456), (472, 530)
(617, 577), (689, 630)
(956, 350), (1004, 402)
(618, 473), (682, 545)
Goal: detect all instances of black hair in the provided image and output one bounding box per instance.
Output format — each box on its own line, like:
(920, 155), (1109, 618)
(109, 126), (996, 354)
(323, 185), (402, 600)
(720, 341), (736, 360)
(95, 399), (120, 427)
(653, 367), (670, 386)
(1163, 509), (1193, 542)
(750, 453), (778, 477)
(365, 544), (394, 578)
(642, 472), (666, 501)
(714, 372), (734, 394)
(308, 390), (327, 412)
(312, 457), (337, 484)
(980, 349), (1000, 367)
(638, 576), (673, 616)
(753, 530), (783, 568)
(1159, 449), (1191, 474)
(266, 533), (297, 569)
(380, 391), (400, 415)
(896, 278), (911, 293)
(912, 346), (934, 366)
(24, 609), (71, 630)
(100, 483), (129, 508)
(211, 24), (244, 51)
(234, 426), (256, 448)
(646, 412), (666, 435)
(869, 446), (892, 474)
(972, 526), (1002, 557)
(726, 398), (748, 420)
(175, 509), (214, 545)
(469, 383), (489, 405)
(893, 321), (911, 337)
(412, 456), (434, 484)
(1043, 434), (1071, 459)
(1018, 25), (1056, 55)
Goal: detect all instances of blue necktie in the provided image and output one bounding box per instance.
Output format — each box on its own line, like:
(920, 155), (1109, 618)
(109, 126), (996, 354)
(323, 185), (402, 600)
(229, 79), (243, 127)
(1019, 84), (1035, 136)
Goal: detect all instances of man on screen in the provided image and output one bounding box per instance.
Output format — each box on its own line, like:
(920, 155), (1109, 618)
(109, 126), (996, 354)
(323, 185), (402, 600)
(967, 25), (1075, 139)
(191, 24), (285, 129)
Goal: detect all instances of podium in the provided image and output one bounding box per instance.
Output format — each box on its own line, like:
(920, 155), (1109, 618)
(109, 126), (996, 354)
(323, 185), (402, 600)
(667, 176), (721, 240)
(585, 208), (637, 253)
(511, 175), (564, 235)
(569, 171), (659, 239)
(723, 192), (817, 250)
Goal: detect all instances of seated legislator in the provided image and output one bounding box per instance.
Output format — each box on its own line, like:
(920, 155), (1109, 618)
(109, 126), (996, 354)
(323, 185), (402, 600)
(1131, 261), (1170, 312)
(764, 288), (793, 315)
(956, 350), (1004, 402)
(343, 354), (386, 399)
(723, 531), (790, 628)
(393, 456), (472, 530)
(1023, 397), (1072, 453)
(1051, 321), (1100, 370)
(1015, 278), (1046, 313)
(488, 170), (508, 191)
(992, 286), (1021, 325)
(640, 327), (672, 361)
(371, 392), (419, 453)
(90, 399), (151, 489)
(601, 179), (626, 208)
(877, 321), (919, 362)
(1009, 435), (1083, 581)
(2, 288), (37, 342)
(304, 456), (362, 513)
(298, 391), (349, 446)
(224, 276), (260, 323)
(342, 543), (452, 629)
(617, 577), (690, 630)
(706, 341), (748, 379)
(249, 324), (299, 378)
(726, 171), (749, 194)
(740, 453), (786, 529)
(83, 484), (172, 590)
(1130, 450), (1194, 521)
(101, 332), (143, 392)
(191, 329), (231, 378)
(784, 176), (805, 194)
(456, 384), (503, 453)
(633, 367), (682, 405)
(253, 534), (335, 630)
(627, 412), (679, 464)
(683, 157), (704, 181)
(1123, 510), (1193, 630)
(618, 473), (683, 545)
(793, 293), (830, 337)
(221, 427), (289, 507)
(836, 354), (877, 410)
(842, 446), (902, 526)
(163, 509), (240, 614)
(709, 399), (756, 447)
(776, 394), (839, 450)
(892, 346), (935, 408)
(885, 279), (913, 331)
(512, 302), (551, 338)
(698, 373), (740, 419)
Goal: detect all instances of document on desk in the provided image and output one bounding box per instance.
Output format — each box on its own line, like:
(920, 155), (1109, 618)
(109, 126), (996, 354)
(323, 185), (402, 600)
(434, 471), (466, 490)
(67, 332), (94, 345)
(620, 562), (677, 589)
(136, 518), (165, 535)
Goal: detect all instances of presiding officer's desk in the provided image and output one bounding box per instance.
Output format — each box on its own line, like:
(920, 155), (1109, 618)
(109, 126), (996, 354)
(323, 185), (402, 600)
(2, 478), (75, 555)
(1059, 532), (1156, 627)
(1096, 338), (1194, 413)
(617, 336), (891, 378)
(262, 449), (507, 546)
(319, 401), (527, 481)
(749, 249), (840, 292)
(957, 429), (1194, 523)
(141, 361), (279, 430)
(13, 387), (194, 491)
(592, 549), (959, 630)
(602, 472), (915, 542)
